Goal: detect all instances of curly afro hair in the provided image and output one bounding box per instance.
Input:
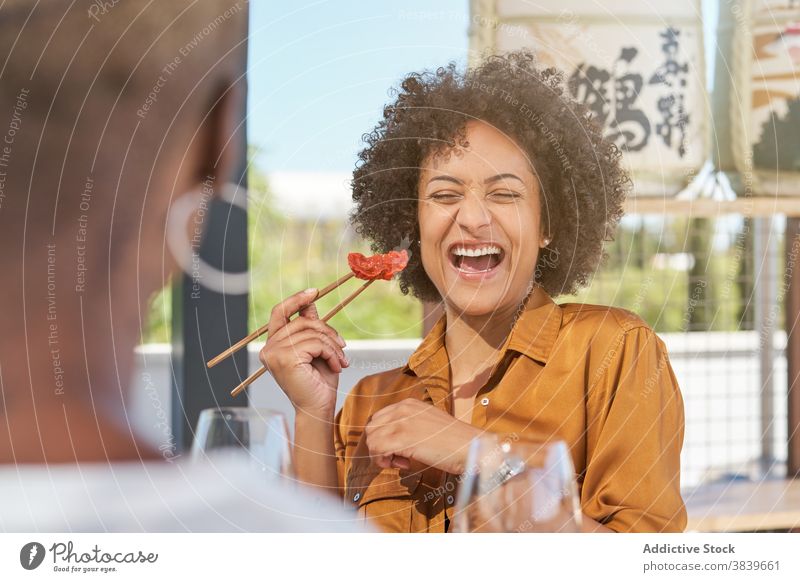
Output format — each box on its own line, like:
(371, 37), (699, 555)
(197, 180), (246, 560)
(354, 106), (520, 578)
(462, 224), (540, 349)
(350, 50), (630, 303)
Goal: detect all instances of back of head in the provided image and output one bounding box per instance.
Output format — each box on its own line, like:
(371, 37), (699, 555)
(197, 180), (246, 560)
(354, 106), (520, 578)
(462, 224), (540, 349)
(0, 0), (247, 256)
(0, 1), (248, 464)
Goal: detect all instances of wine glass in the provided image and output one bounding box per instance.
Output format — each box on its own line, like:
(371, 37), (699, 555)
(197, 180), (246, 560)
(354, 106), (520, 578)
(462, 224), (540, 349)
(191, 407), (293, 482)
(452, 434), (582, 532)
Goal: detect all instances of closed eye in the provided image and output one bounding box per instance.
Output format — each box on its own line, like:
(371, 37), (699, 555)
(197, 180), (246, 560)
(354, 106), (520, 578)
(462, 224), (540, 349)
(427, 191), (462, 202)
(488, 191), (521, 201)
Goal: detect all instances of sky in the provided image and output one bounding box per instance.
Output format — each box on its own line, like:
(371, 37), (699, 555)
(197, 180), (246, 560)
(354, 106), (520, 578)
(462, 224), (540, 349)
(245, 0), (723, 223)
(246, 0), (469, 174)
(246, 0), (721, 176)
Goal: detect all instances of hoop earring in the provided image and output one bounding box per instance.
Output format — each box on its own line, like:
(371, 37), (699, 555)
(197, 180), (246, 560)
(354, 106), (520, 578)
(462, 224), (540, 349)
(166, 181), (250, 295)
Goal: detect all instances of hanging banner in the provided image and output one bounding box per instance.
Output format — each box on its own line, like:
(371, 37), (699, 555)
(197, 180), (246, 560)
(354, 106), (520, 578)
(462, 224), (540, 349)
(469, 0), (708, 198)
(743, 0), (800, 195)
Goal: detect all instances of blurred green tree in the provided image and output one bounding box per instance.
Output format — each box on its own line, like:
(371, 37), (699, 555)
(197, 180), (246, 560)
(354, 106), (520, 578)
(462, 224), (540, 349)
(141, 150), (421, 344)
(142, 153), (780, 343)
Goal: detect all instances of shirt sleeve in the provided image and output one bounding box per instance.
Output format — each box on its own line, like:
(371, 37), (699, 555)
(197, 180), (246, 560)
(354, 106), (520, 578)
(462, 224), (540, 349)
(580, 325), (687, 532)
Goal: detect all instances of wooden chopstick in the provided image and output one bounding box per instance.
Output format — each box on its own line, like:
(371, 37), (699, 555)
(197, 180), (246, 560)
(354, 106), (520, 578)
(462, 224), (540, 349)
(231, 366), (268, 398)
(317, 271), (357, 301)
(321, 279), (374, 322)
(207, 271), (355, 368)
(230, 278), (375, 397)
(206, 322), (270, 369)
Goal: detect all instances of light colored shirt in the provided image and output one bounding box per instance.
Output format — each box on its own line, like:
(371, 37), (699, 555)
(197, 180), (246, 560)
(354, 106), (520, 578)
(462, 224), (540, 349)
(334, 290), (687, 532)
(0, 457), (365, 532)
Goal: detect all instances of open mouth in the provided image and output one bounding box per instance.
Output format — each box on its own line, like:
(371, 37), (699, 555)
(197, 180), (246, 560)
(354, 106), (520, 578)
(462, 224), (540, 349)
(448, 243), (505, 274)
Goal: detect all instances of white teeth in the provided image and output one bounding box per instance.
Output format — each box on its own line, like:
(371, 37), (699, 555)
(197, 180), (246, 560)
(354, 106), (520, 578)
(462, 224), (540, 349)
(451, 245), (502, 257)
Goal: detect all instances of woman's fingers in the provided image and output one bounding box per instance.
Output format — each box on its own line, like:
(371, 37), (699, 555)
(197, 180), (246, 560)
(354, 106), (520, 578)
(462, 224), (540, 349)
(279, 328), (346, 361)
(267, 288), (318, 336)
(289, 337), (345, 373)
(391, 455), (411, 469)
(274, 329), (347, 371)
(298, 301), (320, 321)
(366, 419), (410, 469)
(260, 334), (342, 376)
(270, 315), (345, 349)
(374, 454), (393, 469)
(373, 453), (411, 470)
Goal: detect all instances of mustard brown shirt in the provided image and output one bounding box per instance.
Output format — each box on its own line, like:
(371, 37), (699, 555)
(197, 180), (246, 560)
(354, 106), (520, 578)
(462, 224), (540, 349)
(333, 290), (687, 532)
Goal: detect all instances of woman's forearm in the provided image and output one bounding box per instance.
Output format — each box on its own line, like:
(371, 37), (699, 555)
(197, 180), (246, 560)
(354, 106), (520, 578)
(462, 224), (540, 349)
(292, 410), (340, 496)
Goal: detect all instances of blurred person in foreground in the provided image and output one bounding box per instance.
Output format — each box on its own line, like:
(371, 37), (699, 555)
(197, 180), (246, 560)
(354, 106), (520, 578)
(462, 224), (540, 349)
(0, 0), (361, 532)
(262, 53), (687, 533)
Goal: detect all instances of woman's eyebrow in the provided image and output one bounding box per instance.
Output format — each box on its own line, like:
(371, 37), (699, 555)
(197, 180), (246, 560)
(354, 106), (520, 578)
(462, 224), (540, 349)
(484, 173), (524, 184)
(428, 175), (464, 185)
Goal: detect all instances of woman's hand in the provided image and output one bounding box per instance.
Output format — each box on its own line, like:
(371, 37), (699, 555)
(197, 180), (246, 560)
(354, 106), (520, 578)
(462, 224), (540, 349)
(258, 288), (348, 418)
(364, 399), (481, 475)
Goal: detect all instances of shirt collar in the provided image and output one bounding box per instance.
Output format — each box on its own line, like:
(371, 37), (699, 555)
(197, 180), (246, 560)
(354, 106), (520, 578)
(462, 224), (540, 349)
(405, 313), (448, 376)
(402, 310), (449, 408)
(506, 289), (562, 364)
(402, 288), (563, 379)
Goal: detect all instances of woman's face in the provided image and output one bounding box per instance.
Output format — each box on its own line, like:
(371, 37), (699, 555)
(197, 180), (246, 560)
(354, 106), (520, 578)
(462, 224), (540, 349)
(417, 120), (547, 317)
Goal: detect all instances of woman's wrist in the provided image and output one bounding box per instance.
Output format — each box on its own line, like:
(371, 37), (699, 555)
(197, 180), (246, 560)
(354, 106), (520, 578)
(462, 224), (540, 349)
(294, 406), (335, 426)
(292, 407), (339, 492)
(294, 409), (335, 448)
(445, 423), (483, 475)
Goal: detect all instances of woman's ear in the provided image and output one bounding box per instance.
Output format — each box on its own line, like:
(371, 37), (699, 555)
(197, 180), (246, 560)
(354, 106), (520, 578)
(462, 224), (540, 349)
(193, 78), (246, 190)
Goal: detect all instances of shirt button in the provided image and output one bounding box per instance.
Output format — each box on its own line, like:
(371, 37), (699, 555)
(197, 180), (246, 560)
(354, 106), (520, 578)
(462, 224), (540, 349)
(446, 494), (455, 505)
(480, 397), (490, 406)
(353, 493), (361, 502)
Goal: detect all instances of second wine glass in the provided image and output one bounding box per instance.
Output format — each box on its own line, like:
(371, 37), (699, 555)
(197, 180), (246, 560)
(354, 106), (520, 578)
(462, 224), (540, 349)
(191, 407), (293, 482)
(452, 434), (582, 532)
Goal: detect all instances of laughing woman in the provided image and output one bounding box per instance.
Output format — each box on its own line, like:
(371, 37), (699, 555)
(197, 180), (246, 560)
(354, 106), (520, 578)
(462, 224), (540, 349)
(262, 51), (686, 533)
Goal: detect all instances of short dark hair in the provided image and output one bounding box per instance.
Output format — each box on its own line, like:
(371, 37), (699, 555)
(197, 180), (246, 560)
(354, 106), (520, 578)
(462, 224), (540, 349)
(350, 50), (630, 302)
(0, 0), (245, 226)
